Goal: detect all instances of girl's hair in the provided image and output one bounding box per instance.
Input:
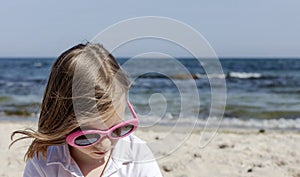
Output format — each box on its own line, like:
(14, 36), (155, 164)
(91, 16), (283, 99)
(10, 43), (130, 160)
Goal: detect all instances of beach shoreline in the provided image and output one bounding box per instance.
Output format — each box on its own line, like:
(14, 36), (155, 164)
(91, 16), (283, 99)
(1, 120), (300, 177)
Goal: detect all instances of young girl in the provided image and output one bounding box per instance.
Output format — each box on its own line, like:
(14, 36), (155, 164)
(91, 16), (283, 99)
(11, 43), (162, 177)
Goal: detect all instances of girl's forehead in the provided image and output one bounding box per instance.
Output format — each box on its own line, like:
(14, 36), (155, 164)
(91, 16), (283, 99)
(78, 100), (127, 130)
(81, 111), (124, 130)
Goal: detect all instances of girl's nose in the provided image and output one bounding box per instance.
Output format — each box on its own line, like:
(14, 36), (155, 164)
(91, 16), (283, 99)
(94, 136), (112, 150)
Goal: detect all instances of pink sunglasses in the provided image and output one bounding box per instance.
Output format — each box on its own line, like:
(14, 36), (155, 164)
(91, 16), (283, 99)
(66, 101), (139, 148)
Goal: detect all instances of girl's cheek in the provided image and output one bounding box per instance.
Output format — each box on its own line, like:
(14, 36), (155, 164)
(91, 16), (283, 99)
(92, 138), (119, 150)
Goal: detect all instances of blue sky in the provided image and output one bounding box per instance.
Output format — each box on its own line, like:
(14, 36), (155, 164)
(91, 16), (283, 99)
(1, 0), (300, 58)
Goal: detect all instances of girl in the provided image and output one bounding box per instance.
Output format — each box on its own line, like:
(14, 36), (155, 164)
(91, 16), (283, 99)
(11, 43), (162, 177)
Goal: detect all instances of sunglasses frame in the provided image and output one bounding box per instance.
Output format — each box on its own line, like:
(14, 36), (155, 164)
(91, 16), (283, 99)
(66, 101), (139, 148)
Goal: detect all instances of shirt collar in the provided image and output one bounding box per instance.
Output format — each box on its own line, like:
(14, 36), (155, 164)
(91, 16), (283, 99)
(46, 145), (83, 177)
(103, 137), (134, 176)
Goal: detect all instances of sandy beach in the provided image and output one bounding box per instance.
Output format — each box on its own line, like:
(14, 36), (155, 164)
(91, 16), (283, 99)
(1, 120), (300, 177)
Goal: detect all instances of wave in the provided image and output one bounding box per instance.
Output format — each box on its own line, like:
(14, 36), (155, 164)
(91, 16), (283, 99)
(135, 116), (300, 130)
(198, 117), (300, 130)
(225, 104), (300, 119)
(1, 110), (33, 116)
(133, 73), (199, 79)
(133, 73), (226, 80)
(0, 97), (41, 117)
(228, 72), (262, 79)
(133, 72), (268, 80)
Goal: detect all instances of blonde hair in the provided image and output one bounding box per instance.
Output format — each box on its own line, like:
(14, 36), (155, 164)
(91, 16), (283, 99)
(10, 43), (130, 159)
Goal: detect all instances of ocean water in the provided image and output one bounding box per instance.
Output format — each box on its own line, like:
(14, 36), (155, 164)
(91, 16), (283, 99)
(1, 58), (300, 129)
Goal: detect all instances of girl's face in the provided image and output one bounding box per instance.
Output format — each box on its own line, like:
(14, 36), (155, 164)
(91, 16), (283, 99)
(70, 104), (125, 161)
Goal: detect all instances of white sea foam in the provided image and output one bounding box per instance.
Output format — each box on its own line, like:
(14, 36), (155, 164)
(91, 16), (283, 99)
(229, 72), (262, 79)
(33, 62), (43, 67)
(214, 117), (300, 130)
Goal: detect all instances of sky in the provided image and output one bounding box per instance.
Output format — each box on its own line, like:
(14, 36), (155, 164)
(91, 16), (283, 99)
(0, 0), (300, 58)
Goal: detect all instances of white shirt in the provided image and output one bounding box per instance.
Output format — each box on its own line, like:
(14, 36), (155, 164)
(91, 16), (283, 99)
(23, 134), (162, 177)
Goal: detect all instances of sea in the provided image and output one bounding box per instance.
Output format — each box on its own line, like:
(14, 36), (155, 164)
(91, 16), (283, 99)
(1, 58), (300, 130)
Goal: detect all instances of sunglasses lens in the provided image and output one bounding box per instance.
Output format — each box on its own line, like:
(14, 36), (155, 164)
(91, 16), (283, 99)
(111, 124), (135, 138)
(74, 134), (100, 146)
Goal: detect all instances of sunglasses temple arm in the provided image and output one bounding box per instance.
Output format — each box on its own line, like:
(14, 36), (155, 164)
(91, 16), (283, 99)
(127, 101), (138, 119)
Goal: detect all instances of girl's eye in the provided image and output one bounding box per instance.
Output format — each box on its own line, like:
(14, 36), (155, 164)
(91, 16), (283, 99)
(111, 124), (134, 138)
(74, 134), (100, 146)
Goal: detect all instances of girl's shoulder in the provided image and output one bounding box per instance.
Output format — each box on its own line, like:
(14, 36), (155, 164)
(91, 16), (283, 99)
(126, 133), (145, 143)
(112, 134), (154, 162)
(28, 145), (70, 166)
(24, 145), (82, 177)
(108, 134), (163, 177)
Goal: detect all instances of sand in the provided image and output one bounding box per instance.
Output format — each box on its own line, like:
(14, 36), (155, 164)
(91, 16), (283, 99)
(1, 120), (300, 177)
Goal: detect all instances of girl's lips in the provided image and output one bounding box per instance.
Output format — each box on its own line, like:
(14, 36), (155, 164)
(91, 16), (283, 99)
(94, 150), (108, 155)
(94, 147), (113, 155)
